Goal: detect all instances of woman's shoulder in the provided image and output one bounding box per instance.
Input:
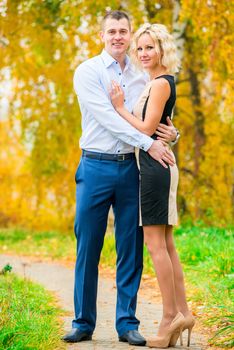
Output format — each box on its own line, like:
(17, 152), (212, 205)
(150, 77), (171, 97)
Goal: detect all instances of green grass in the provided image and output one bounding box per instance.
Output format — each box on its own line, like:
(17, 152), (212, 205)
(0, 271), (66, 350)
(0, 225), (233, 347)
(174, 226), (234, 348)
(101, 225), (234, 348)
(0, 228), (76, 261)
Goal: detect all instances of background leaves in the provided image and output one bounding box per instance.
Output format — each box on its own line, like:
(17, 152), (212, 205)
(0, 0), (233, 230)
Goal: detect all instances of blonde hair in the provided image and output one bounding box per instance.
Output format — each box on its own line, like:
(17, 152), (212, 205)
(131, 23), (180, 74)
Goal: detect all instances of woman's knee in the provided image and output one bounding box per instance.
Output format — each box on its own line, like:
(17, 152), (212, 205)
(144, 237), (156, 255)
(144, 227), (167, 255)
(165, 227), (176, 254)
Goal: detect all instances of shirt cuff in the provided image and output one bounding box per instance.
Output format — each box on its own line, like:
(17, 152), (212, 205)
(138, 135), (154, 152)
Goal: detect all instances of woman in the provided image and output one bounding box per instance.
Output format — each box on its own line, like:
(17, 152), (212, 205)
(109, 23), (195, 348)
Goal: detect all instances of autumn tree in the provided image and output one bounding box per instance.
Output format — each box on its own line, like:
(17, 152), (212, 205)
(0, 0), (233, 229)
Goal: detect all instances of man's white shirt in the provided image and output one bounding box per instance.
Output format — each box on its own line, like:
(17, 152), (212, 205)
(73, 49), (154, 154)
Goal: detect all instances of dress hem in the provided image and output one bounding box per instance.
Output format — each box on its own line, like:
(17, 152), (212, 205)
(141, 220), (178, 226)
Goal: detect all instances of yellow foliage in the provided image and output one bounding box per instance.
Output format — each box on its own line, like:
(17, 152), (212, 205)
(0, 0), (233, 230)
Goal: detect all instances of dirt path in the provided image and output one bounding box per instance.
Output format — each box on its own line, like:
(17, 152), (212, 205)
(0, 254), (205, 350)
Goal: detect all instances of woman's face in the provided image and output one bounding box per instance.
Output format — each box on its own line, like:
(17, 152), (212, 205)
(136, 33), (161, 70)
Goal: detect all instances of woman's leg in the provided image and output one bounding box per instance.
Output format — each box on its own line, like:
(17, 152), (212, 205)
(165, 225), (190, 316)
(144, 225), (178, 335)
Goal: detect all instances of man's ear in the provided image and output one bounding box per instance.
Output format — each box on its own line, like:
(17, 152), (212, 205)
(99, 31), (104, 43)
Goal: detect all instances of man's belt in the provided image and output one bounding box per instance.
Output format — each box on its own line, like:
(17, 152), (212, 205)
(82, 150), (135, 161)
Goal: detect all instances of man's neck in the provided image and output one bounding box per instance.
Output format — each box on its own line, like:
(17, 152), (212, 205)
(105, 50), (127, 71)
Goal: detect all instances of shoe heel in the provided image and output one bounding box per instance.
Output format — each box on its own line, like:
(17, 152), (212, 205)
(180, 330), (183, 346)
(85, 335), (92, 341)
(187, 326), (192, 347)
(169, 327), (183, 347)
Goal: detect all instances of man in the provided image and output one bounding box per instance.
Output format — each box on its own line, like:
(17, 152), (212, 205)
(63, 10), (179, 346)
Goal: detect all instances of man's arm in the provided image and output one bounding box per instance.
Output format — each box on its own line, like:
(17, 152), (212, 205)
(74, 61), (174, 167)
(74, 62), (153, 151)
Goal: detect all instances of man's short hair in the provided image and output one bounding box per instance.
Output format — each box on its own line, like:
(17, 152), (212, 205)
(102, 10), (131, 30)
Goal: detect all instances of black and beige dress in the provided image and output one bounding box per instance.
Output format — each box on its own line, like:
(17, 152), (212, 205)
(133, 75), (179, 226)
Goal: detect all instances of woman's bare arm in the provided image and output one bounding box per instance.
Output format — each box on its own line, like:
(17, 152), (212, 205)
(110, 79), (170, 136)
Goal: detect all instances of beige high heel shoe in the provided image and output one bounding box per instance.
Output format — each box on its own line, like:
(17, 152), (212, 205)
(180, 314), (195, 347)
(169, 326), (184, 347)
(147, 312), (185, 348)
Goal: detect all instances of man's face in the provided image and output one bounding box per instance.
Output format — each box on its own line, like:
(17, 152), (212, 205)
(100, 18), (131, 59)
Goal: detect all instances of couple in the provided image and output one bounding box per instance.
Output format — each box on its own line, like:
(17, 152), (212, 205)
(63, 10), (195, 348)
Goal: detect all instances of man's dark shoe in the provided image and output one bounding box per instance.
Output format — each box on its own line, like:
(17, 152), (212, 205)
(119, 330), (146, 346)
(62, 329), (92, 343)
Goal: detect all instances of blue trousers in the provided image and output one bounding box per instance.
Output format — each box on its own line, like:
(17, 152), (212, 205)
(72, 154), (143, 336)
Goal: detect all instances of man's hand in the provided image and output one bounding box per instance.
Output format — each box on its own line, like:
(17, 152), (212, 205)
(155, 117), (177, 143)
(148, 140), (175, 168)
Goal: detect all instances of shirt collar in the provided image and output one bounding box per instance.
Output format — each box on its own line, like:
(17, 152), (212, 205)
(101, 49), (131, 70)
(124, 55), (131, 71)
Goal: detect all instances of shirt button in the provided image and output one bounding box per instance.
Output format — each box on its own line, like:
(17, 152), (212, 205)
(115, 61), (118, 64)
(123, 84), (125, 87)
(117, 150), (120, 153)
(119, 72), (121, 75)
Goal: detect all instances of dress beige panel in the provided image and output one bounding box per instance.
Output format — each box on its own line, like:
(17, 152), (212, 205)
(133, 81), (154, 170)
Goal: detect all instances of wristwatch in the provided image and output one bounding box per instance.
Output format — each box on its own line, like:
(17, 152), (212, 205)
(170, 128), (180, 146)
